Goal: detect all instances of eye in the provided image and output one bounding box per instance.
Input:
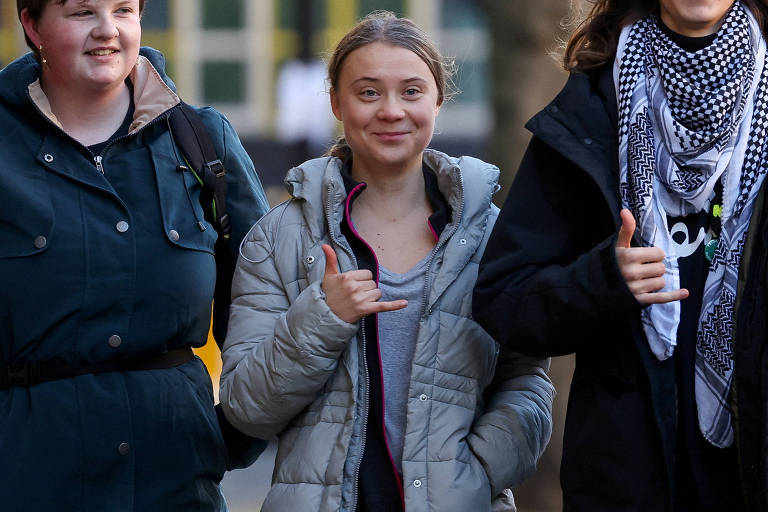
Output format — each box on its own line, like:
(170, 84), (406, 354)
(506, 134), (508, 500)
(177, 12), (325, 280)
(404, 87), (421, 97)
(361, 88), (379, 99)
(72, 10), (93, 17)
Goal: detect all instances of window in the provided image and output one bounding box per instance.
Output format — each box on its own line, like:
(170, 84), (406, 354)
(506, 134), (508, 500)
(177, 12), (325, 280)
(454, 59), (488, 103)
(202, 0), (244, 29)
(277, 0), (325, 32)
(359, 0), (403, 17)
(202, 61), (245, 103)
(141, 0), (169, 29)
(441, 0), (485, 29)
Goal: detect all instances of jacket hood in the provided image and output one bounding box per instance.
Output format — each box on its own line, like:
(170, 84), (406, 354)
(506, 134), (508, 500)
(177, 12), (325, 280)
(283, 148), (499, 247)
(0, 46), (179, 134)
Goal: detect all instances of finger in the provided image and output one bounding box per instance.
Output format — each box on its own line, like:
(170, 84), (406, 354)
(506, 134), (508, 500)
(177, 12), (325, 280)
(356, 280), (378, 292)
(628, 276), (667, 295)
(365, 299), (409, 314)
(617, 208), (636, 249)
(637, 288), (689, 305)
(358, 288), (382, 303)
(622, 262), (667, 282)
(341, 269), (374, 282)
(321, 244), (339, 276)
(617, 246), (666, 264)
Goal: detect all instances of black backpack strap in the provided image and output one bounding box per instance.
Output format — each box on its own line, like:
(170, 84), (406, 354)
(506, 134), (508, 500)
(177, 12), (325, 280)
(168, 102), (231, 240)
(167, 102), (234, 346)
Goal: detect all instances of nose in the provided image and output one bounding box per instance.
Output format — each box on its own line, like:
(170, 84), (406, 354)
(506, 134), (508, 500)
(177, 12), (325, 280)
(376, 96), (405, 122)
(92, 14), (119, 40)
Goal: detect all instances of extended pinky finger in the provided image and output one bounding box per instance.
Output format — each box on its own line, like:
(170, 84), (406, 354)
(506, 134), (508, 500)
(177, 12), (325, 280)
(636, 288), (689, 305)
(368, 299), (408, 314)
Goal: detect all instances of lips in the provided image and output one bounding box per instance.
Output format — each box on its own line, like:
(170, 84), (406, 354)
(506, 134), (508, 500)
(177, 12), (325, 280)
(86, 48), (119, 56)
(373, 131), (410, 141)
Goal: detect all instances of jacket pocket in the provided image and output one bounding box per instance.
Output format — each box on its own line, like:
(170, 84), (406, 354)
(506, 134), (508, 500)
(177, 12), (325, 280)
(437, 312), (500, 390)
(151, 144), (218, 254)
(0, 164), (54, 259)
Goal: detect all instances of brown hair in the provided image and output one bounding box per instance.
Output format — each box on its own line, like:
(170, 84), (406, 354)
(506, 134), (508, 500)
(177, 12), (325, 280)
(564, 0), (768, 72)
(17, 0), (146, 61)
(325, 10), (455, 159)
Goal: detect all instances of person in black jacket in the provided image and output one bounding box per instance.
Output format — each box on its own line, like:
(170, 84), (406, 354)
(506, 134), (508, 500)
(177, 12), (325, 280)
(473, 0), (768, 510)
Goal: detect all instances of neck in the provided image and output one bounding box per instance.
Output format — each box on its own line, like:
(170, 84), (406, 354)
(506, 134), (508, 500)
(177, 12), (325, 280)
(41, 77), (131, 146)
(350, 158), (428, 216)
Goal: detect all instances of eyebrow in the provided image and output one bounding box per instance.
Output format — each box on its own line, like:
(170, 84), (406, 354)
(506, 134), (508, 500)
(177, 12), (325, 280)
(351, 76), (429, 85)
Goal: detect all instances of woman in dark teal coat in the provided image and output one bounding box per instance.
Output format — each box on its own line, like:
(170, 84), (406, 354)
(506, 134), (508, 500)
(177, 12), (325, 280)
(0, 1), (269, 510)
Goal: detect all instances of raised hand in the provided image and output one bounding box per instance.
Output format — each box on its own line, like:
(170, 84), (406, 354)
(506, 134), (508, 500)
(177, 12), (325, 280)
(320, 244), (408, 323)
(615, 209), (689, 305)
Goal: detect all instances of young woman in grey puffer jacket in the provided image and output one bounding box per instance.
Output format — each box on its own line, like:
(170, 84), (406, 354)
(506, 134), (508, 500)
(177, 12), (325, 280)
(219, 11), (554, 512)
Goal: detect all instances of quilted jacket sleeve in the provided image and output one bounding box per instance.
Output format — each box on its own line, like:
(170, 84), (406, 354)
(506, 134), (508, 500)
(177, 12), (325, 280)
(467, 348), (554, 496)
(219, 217), (359, 439)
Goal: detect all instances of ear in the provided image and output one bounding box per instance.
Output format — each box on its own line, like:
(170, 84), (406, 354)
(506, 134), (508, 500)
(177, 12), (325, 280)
(19, 8), (43, 49)
(330, 87), (343, 122)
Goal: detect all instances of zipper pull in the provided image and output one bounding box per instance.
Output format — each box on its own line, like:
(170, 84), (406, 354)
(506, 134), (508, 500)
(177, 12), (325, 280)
(94, 155), (104, 174)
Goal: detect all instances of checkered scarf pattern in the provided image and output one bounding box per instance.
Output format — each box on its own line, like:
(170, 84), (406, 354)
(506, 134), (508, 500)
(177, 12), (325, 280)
(614, 2), (768, 448)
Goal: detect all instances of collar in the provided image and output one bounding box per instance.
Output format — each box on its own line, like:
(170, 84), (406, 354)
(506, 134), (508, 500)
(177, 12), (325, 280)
(338, 157), (452, 240)
(27, 55), (180, 135)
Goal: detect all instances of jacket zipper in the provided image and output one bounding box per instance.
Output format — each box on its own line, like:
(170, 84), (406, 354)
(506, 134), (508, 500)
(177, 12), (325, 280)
(323, 183), (369, 512)
(351, 319), (370, 512)
(94, 155), (104, 174)
(420, 173), (465, 318)
(27, 91), (181, 175)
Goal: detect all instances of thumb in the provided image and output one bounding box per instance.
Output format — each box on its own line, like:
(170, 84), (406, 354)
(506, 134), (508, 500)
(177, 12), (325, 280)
(617, 208), (636, 248)
(321, 244), (340, 276)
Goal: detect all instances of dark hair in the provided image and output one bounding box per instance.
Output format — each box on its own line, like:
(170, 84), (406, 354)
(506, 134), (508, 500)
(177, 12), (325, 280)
(17, 0), (146, 61)
(325, 10), (455, 159)
(564, 0), (768, 72)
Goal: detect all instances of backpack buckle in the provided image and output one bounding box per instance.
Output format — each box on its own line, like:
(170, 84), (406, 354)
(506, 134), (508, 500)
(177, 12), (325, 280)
(205, 159), (226, 178)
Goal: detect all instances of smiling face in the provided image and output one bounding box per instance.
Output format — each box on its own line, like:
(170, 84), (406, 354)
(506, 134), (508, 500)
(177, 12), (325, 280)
(659, 0), (736, 36)
(20, 0), (141, 95)
(330, 41), (441, 177)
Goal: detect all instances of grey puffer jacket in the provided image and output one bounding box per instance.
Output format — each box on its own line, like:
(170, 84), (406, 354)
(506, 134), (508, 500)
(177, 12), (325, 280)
(220, 149), (554, 512)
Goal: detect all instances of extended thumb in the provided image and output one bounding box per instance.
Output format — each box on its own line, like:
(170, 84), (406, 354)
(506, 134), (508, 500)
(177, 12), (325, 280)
(617, 208), (636, 248)
(321, 244), (339, 276)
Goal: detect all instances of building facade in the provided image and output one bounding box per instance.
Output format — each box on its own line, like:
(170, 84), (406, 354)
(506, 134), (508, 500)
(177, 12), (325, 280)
(1, 0), (489, 140)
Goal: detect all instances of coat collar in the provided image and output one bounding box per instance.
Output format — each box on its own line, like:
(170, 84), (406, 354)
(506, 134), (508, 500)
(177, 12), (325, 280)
(283, 148), (499, 248)
(26, 53), (180, 135)
(525, 67), (622, 217)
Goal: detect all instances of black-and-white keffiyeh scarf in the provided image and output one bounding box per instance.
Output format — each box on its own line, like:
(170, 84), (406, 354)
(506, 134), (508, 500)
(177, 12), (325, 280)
(614, 1), (768, 448)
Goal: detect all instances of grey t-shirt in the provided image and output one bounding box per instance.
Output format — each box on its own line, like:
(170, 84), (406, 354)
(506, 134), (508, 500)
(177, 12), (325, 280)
(377, 254), (430, 473)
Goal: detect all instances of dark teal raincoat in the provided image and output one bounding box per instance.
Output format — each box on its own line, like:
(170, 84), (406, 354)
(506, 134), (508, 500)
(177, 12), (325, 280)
(0, 48), (269, 511)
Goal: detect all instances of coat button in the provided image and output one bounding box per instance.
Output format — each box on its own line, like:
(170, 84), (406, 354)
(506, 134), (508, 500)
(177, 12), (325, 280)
(459, 238), (467, 245)
(550, 105), (559, 113)
(419, 394), (429, 401)
(108, 335), (122, 348)
(169, 229), (180, 242)
(118, 443), (130, 456)
(584, 137), (593, 145)
(33, 236), (47, 249)
(43, 154), (54, 163)
(413, 479), (422, 488)
(116, 221), (129, 233)
(306, 255), (315, 264)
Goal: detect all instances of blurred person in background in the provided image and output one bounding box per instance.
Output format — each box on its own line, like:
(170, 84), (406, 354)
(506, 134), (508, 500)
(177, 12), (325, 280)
(274, 0), (335, 164)
(219, 11), (554, 512)
(0, 0), (269, 510)
(474, 0), (768, 510)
